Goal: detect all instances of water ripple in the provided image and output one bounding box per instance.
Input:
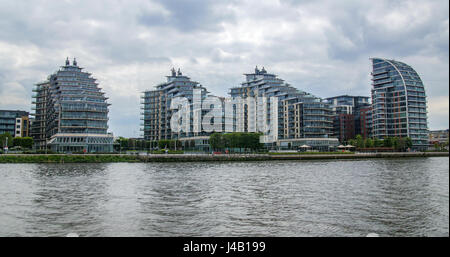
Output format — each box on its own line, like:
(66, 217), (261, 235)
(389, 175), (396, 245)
(0, 158), (448, 236)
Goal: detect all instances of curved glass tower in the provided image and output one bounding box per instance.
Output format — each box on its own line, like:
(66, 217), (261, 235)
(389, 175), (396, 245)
(31, 58), (113, 152)
(370, 58), (428, 150)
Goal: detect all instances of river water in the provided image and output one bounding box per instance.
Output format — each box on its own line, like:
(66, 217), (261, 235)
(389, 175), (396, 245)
(0, 157), (448, 237)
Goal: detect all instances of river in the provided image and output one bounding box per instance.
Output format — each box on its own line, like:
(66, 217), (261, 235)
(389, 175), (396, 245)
(0, 157), (448, 236)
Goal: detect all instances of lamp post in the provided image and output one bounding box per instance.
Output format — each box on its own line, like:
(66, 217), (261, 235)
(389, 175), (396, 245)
(4, 137), (8, 154)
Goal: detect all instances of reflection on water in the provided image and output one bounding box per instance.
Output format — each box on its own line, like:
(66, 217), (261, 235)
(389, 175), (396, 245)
(0, 158), (448, 236)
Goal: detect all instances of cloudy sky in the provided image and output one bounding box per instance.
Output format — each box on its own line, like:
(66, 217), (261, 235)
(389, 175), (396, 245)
(0, 0), (448, 137)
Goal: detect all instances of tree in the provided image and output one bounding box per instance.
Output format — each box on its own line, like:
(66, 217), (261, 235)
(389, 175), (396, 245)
(218, 132), (262, 153)
(151, 140), (158, 149)
(405, 137), (412, 149)
(158, 140), (169, 149)
(250, 133), (263, 151)
(223, 133), (235, 149)
(374, 137), (383, 147)
(356, 135), (364, 148)
(0, 133), (13, 148)
(115, 137), (128, 150)
(12, 137), (33, 149)
(395, 137), (407, 151)
(392, 137), (399, 150)
(168, 140), (174, 150)
(128, 138), (136, 150)
(383, 137), (393, 147)
(135, 140), (141, 150)
(365, 138), (374, 148)
(209, 133), (224, 151)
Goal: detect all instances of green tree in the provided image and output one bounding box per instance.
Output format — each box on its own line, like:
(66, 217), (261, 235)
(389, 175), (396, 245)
(116, 137), (128, 150)
(392, 137), (399, 150)
(235, 133), (243, 152)
(356, 134), (364, 148)
(151, 141), (158, 149)
(12, 137), (33, 149)
(158, 140), (169, 149)
(373, 137), (383, 147)
(128, 138), (136, 150)
(365, 138), (374, 148)
(0, 133), (13, 148)
(396, 137), (407, 151)
(348, 139), (357, 147)
(209, 133), (224, 151)
(220, 132), (262, 152)
(383, 137), (393, 147)
(168, 140), (175, 150)
(223, 133), (235, 149)
(405, 137), (412, 149)
(135, 140), (142, 150)
(250, 133), (263, 151)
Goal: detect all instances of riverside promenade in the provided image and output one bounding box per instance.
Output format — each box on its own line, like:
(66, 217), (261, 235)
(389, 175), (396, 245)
(0, 152), (448, 163)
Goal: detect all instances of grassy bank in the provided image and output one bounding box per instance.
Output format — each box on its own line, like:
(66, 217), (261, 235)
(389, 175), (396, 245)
(0, 152), (448, 163)
(0, 154), (140, 163)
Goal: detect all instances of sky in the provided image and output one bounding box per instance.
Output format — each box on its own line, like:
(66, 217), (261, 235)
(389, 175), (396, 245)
(0, 0), (448, 138)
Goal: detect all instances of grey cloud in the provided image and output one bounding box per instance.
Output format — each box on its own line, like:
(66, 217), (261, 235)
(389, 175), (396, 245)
(0, 0), (448, 137)
(138, 0), (235, 32)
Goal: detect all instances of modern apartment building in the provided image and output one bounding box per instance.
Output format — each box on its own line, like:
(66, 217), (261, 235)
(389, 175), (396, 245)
(141, 67), (337, 151)
(31, 80), (51, 149)
(325, 95), (371, 142)
(326, 95), (370, 115)
(356, 106), (372, 140)
(229, 67), (337, 150)
(0, 110), (30, 137)
(141, 68), (215, 142)
(370, 58), (428, 150)
(30, 58), (113, 152)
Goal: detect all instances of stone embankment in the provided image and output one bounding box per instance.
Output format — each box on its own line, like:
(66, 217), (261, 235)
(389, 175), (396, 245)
(0, 152), (447, 163)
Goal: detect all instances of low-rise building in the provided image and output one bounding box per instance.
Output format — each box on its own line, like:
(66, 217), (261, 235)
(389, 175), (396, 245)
(0, 110), (30, 137)
(325, 95), (371, 142)
(429, 129), (449, 145)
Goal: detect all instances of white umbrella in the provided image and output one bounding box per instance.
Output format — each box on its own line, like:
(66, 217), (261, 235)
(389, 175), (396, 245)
(300, 144), (311, 148)
(337, 145), (346, 148)
(345, 144), (355, 148)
